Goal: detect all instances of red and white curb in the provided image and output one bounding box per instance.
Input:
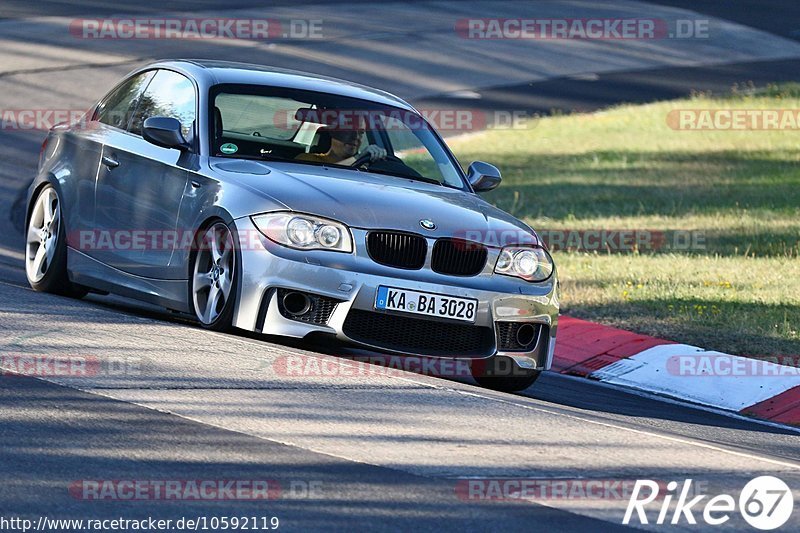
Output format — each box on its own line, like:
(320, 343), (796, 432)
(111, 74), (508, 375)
(554, 317), (800, 426)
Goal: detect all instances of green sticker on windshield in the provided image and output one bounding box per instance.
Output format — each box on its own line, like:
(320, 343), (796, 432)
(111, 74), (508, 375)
(220, 143), (238, 155)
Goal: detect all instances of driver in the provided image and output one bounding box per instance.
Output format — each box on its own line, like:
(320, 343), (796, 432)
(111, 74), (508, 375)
(296, 126), (387, 166)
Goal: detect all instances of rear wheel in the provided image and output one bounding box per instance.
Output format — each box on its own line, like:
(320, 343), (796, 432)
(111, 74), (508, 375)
(471, 355), (541, 392)
(25, 185), (87, 298)
(191, 221), (237, 331)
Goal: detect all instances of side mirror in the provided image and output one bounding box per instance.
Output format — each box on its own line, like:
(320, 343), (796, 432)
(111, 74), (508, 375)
(467, 161), (502, 192)
(142, 116), (190, 151)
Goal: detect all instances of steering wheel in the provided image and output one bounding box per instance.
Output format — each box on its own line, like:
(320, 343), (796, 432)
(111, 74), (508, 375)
(351, 151), (373, 168)
(352, 152), (403, 169)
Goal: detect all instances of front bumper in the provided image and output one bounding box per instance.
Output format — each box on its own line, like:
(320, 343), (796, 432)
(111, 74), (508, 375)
(232, 218), (560, 370)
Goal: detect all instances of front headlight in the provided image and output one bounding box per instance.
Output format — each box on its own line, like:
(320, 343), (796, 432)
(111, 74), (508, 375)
(251, 212), (353, 253)
(494, 246), (554, 282)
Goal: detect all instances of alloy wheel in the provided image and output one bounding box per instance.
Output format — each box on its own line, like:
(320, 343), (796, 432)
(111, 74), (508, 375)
(192, 222), (235, 325)
(26, 187), (60, 283)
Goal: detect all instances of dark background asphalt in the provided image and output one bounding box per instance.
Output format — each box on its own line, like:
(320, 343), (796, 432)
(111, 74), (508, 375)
(420, 0), (800, 113)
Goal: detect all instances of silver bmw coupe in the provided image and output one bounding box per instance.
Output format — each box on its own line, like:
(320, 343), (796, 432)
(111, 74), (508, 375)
(25, 60), (559, 391)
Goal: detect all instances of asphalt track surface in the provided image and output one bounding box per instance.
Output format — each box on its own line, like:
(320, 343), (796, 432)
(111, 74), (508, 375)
(1, 1), (799, 531)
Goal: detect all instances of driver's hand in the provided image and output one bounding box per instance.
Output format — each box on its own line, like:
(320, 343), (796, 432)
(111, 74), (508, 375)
(361, 144), (387, 162)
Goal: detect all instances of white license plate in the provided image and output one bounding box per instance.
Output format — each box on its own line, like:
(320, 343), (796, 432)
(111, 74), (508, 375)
(374, 286), (477, 323)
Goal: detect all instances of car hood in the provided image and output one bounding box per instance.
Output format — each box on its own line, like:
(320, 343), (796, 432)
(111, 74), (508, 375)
(217, 161), (539, 246)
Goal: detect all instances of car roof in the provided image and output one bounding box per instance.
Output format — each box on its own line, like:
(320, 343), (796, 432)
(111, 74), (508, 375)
(143, 59), (418, 112)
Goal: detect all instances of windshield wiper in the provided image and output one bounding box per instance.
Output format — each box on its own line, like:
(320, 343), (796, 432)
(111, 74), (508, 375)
(257, 152), (295, 163)
(361, 167), (449, 187)
(215, 151), (293, 163)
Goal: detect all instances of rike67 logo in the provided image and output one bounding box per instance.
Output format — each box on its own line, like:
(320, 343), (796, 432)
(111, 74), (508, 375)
(624, 476), (794, 530)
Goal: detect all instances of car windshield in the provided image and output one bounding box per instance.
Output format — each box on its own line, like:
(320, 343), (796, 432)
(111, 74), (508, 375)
(209, 84), (466, 189)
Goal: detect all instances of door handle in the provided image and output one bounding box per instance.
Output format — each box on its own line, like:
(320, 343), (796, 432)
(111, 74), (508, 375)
(190, 180), (202, 189)
(102, 155), (120, 169)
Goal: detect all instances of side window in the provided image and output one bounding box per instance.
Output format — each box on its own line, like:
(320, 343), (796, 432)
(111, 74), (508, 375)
(95, 71), (154, 130)
(129, 70), (196, 138)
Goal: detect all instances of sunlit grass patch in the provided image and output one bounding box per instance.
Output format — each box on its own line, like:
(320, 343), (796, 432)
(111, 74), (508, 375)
(448, 88), (800, 355)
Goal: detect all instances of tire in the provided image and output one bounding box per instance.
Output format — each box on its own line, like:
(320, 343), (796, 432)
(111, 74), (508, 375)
(471, 355), (541, 392)
(190, 220), (237, 331)
(25, 185), (88, 298)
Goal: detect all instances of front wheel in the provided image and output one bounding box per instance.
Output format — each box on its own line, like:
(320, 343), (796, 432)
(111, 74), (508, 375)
(191, 221), (237, 331)
(25, 185), (87, 298)
(471, 356), (541, 392)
